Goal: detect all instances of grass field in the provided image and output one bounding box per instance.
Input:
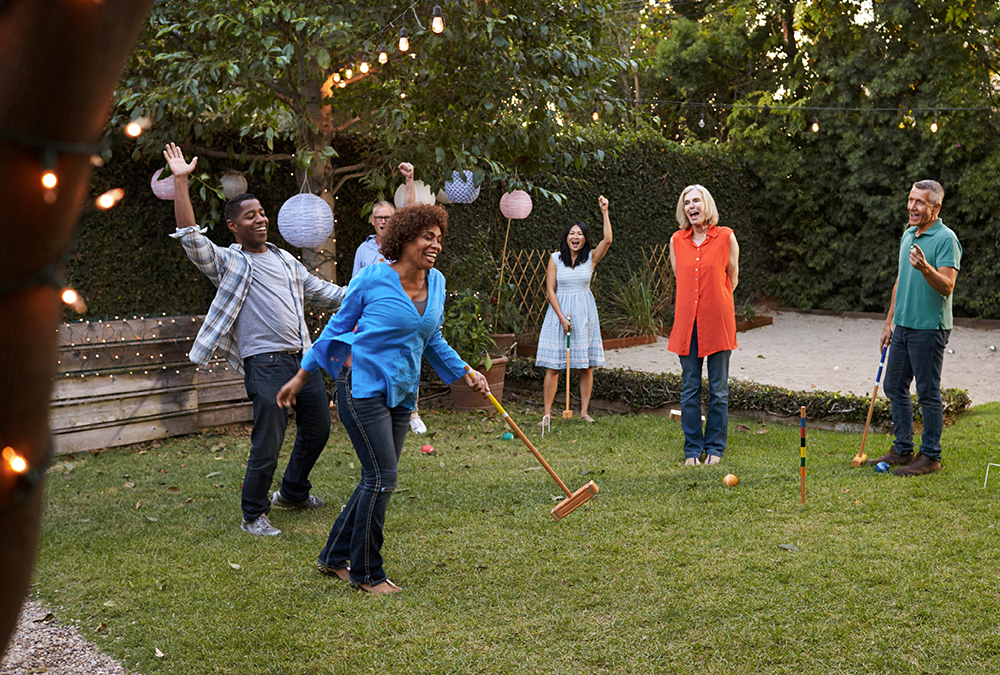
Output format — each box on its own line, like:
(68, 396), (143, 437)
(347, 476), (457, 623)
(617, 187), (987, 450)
(32, 401), (1000, 674)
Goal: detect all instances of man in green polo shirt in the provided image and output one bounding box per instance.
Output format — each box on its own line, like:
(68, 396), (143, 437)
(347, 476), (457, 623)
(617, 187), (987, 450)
(868, 180), (962, 476)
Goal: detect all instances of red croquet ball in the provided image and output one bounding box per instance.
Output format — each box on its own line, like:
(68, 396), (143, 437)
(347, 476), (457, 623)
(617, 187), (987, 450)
(420, 444), (434, 454)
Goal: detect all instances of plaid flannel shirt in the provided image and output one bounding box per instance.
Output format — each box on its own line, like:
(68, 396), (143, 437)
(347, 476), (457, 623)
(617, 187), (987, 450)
(170, 226), (344, 374)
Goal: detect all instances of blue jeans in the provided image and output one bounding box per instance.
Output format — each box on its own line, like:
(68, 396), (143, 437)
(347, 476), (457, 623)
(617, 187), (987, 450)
(242, 352), (330, 521)
(678, 322), (731, 460)
(319, 368), (410, 587)
(882, 327), (949, 461)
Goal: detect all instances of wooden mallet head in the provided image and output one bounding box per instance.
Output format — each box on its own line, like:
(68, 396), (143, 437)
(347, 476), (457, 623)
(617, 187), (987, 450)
(550, 480), (599, 521)
(851, 453), (867, 468)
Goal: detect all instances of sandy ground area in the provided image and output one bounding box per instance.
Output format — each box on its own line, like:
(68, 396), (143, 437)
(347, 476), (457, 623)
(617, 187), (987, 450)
(603, 310), (1000, 405)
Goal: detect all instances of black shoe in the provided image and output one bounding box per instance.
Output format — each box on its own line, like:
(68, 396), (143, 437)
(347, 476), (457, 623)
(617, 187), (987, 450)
(865, 451), (914, 467)
(893, 454), (942, 476)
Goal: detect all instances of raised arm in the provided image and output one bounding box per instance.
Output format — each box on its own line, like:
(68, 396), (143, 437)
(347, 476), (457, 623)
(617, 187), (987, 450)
(399, 162), (415, 206)
(163, 143), (199, 230)
(591, 195), (613, 265)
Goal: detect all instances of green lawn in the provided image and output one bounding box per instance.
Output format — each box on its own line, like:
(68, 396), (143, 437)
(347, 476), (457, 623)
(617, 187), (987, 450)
(34, 402), (1000, 674)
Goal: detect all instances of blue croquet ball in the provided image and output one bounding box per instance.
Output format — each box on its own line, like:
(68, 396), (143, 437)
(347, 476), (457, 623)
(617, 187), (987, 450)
(501, 432), (514, 441)
(875, 462), (890, 473)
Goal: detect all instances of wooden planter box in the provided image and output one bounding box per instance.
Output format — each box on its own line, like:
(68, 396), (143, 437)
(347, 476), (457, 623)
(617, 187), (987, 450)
(736, 315), (773, 332)
(514, 332), (657, 358)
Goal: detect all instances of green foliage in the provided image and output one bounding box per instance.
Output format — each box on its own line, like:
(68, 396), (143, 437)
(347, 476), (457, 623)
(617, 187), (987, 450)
(504, 357), (971, 425)
(115, 0), (631, 197)
(601, 265), (673, 337)
(440, 289), (497, 370)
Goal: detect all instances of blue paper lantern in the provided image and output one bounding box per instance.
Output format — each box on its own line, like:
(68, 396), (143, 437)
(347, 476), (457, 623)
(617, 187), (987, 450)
(277, 193), (334, 249)
(444, 170), (480, 204)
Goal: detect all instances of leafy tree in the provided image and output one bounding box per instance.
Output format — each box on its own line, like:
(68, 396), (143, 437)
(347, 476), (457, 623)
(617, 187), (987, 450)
(116, 1), (631, 278)
(643, 0), (1000, 317)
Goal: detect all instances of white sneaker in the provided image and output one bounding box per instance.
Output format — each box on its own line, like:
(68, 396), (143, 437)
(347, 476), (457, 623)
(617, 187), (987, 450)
(409, 411), (427, 434)
(240, 513), (281, 536)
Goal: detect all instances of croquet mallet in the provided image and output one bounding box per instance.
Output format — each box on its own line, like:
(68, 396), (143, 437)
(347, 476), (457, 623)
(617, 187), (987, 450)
(562, 319), (573, 419)
(851, 345), (888, 468)
(466, 366), (598, 520)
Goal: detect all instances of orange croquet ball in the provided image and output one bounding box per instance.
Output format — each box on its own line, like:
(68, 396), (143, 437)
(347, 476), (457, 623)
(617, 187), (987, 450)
(723, 473), (739, 487)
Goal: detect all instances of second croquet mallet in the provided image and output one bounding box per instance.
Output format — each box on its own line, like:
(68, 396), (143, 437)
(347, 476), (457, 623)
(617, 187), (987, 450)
(852, 345), (888, 468)
(800, 406), (807, 504)
(468, 367), (598, 520)
(562, 320), (572, 419)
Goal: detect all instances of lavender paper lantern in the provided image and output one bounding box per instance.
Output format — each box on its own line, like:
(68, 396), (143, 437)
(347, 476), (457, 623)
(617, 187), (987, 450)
(394, 180), (436, 208)
(277, 193), (334, 249)
(444, 170), (480, 204)
(150, 168), (175, 200)
(499, 190), (532, 219)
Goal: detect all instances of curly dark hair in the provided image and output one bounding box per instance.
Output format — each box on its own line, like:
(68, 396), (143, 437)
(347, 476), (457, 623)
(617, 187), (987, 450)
(380, 204), (449, 262)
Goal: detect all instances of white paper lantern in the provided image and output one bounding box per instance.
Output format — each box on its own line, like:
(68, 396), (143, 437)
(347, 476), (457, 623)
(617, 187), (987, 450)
(220, 170), (248, 200)
(394, 180), (436, 208)
(444, 170), (480, 204)
(150, 168), (175, 200)
(436, 189), (452, 205)
(277, 193), (334, 249)
(500, 190), (532, 219)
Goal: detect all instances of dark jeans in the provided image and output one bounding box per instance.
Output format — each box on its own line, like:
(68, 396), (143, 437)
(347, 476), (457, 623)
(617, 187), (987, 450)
(241, 352), (330, 521)
(677, 322), (731, 459)
(319, 368), (410, 587)
(883, 326), (949, 461)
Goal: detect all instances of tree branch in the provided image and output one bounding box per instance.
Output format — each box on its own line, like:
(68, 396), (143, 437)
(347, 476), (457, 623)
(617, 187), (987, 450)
(332, 171), (367, 195)
(184, 144), (295, 162)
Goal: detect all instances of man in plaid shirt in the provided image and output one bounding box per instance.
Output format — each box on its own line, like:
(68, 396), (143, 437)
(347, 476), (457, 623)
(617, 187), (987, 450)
(165, 143), (345, 536)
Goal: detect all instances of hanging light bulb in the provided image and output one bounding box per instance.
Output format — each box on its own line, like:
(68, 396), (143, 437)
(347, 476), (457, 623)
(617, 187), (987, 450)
(360, 59), (369, 74)
(41, 170), (58, 189)
(61, 288), (88, 314)
(378, 45), (388, 64)
(811, 116), (820, 133)
(698, 111), (705, 128)
(399, 27), (409, 52)
(3, 447), (27, 474)
(431, 6), (445, 33)
(930, 115), (939, 133)
(95, 188), (125, 210)
(345, 67), (353, 80)
(333, 72), (341, 83)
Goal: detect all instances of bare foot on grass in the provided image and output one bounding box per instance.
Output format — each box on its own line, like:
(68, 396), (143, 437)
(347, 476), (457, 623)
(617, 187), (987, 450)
(357, 580), (403, 594)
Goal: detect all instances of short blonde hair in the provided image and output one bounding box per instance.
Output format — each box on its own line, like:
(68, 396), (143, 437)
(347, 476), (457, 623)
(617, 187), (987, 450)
(675, 185), (719, 230)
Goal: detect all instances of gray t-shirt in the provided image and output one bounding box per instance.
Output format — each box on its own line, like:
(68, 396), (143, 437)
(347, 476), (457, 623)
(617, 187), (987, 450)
(235, 249), (302, 358)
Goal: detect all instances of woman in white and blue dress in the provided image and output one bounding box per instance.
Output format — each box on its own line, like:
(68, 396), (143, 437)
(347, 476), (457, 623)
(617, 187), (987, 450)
(536, 195), (612, 425)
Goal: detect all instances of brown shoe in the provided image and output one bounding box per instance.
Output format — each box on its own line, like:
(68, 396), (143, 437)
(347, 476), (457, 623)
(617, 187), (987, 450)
(893, 454), (942, 476)
(865, 451), (914, 467)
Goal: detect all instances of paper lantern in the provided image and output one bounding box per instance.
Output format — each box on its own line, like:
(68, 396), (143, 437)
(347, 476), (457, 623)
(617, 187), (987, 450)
(220, 171), (248, 200)
(499, 190), (532, 219)
(436, 189), (452, 205)
(150, 168), (175, 200)
(444, 170), (480, 204)
(394, 180), (436, 208)
(277, 193), (334, 249)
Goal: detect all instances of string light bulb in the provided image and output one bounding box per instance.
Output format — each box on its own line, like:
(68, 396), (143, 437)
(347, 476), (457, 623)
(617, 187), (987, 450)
(333, 72), (341, 83)
(930, 115), (939, 133)
(345, 67), (353, 80)
(378, 45), (388, 64)
(360, 59), (369, 74)
(698, 111), (705, 128)
(399, 27), (409, 52)
(125, 122), (142, 137)
(41, 170), (58, 189)
(61, 287), (88, 314)
(96, 188), (124, 210)
(811, 116), (820, 133)
(3, 447), (27, 474)
(431, 6), (445, 33)
(592, 108), (600, 122)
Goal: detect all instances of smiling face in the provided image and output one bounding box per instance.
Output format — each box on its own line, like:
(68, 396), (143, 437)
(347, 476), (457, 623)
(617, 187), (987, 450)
(907, 187), (941, 232)
(566, 225), (586, 252)
(227, 198), (268, 252)
(683, 189), (706, 229)
(371, 204), (395, 244)
(401, 225), (443, 270)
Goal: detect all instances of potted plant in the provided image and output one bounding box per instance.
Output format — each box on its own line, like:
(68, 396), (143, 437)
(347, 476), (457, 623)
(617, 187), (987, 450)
(440, 289), (509, 410)
(486, 281), (522, 352)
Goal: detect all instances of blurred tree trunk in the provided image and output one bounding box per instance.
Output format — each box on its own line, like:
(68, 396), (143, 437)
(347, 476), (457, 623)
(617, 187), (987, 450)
(0, 0), (153, 656)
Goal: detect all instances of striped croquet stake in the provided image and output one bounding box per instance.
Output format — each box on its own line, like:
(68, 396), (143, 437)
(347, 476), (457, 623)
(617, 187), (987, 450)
(800, 406), (807, 504)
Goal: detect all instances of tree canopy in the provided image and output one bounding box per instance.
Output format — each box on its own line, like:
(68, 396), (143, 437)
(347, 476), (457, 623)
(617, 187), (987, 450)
(116, 0), (632, 199)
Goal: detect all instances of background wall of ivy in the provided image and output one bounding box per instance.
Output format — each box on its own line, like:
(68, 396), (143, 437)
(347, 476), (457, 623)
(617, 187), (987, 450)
(69, 128), (763, 322)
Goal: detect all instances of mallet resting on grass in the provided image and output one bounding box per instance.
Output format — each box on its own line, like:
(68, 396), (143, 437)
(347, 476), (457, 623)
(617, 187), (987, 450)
(852, 345), (888, 468)
(467, 366), (598, 520)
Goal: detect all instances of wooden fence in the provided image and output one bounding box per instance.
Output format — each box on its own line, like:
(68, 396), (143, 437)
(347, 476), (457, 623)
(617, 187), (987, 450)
(499, 244), (675, 335)
(51, 316), (251, 455)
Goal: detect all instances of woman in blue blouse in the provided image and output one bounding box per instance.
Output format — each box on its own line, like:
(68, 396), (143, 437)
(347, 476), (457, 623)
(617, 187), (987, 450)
(277, 204), (489, 594)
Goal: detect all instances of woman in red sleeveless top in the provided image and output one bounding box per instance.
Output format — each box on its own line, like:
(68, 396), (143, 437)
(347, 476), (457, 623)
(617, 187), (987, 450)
(667, 185), (740, 466)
